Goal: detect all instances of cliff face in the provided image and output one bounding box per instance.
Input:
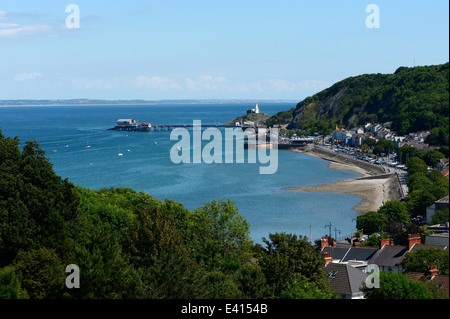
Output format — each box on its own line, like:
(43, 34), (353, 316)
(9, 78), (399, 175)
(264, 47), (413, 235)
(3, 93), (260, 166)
(286, 63), (449, 135)
(288, 86), (350, 129)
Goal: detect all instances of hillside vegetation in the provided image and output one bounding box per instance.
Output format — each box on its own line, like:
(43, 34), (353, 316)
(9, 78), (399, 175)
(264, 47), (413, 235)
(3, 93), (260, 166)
(269, 63), (449, 143)
(0, 130), (335, 299)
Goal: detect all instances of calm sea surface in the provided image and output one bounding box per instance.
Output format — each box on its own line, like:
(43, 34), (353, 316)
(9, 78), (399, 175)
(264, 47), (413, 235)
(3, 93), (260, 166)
(0, 103), (362, 243)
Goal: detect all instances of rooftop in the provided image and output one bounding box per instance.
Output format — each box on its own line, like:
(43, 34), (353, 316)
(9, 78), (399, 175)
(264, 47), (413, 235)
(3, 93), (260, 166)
(436, 195), (449, 204)
(368, 245), (408, 267)
(325, 263), (368, 297)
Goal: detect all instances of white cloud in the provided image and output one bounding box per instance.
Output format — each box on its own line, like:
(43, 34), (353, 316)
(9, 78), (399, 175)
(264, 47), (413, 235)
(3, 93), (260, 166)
(182, 75), (329, 94)
(0, 22), (53, 38)
(70, 77), (120, 90)
(0, 10), (62, 38)
(132, 75), (181, 90)
(185, 75), (228, 91)
(13, 72), (42, 81)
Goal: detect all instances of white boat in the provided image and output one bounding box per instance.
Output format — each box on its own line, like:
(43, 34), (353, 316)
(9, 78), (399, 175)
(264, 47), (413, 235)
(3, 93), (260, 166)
(118, 153), (123, 156)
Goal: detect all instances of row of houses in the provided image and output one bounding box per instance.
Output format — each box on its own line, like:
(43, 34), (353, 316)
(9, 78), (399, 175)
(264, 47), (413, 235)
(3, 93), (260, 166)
(319, 231), (449, 299)
(330, 122), (431, 150)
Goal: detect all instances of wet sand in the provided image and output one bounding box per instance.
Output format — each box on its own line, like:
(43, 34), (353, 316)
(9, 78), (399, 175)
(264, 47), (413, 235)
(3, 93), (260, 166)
(288, 146), (400, 214)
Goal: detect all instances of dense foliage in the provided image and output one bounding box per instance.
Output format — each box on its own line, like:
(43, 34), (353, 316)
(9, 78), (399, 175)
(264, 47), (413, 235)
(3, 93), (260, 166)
(362, 271), (433, 299)
(0, 130), (336, 299)
(282, 63), (449, 143)
(401, 248), (449, 276)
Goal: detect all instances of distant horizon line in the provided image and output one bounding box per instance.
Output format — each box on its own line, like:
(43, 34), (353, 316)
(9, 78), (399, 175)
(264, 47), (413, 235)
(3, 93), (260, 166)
(0, 98), (299, 107)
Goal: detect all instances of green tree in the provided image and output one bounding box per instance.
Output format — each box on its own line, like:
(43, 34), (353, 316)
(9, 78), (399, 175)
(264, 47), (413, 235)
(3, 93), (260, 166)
(278, 273), (337, 299)
(406, 157), (428, 175)
(373, 139), (396, 155)
(377, 200), (410, 224)
(235, 264), (269, 299)
(189, 199), (253, 272)
(406, 190), (436, 217)
(126, 206), (197, 298)
(356, 211), (388, 235)
(69, 219), (142, 299)
(363, 271), (433, 299)
(407, 172), (434, 192)
(422, 150), (445, 167)
(0, 133), (80, 266)
(431, 208), (449, 224)
(364, 231), (389, 247)
(0, 266), (28, 299)
(401, 248), (449, 275)
(384, 221), (423, 246)
(397, 146), (423, 164)
(362, 138), (376, 149)
(259, 233), (329, 296)
(13, 247), (65, 299)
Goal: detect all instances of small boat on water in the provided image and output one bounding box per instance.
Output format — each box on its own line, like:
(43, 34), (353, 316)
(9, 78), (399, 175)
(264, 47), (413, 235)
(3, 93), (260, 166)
(118, 153), (123, 156)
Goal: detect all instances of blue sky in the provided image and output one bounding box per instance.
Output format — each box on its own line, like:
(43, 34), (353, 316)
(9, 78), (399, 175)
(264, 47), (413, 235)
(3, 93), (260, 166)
(0, 0), (448, 100)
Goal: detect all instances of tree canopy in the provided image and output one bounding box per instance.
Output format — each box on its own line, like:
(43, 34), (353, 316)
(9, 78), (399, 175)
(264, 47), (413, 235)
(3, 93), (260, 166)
(0, 130), (336, 299)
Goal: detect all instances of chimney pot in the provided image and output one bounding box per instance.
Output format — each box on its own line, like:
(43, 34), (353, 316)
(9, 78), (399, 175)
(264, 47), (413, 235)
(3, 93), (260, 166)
(380, 238), (390, 248)
(323, 252), (332, 264)
(408, 234), (421, 250)
(321, 237), (329, 249)
(427, 265), (439, 276)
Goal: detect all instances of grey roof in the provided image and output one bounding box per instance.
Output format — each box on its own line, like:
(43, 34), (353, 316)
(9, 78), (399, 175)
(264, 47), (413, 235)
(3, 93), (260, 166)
(325, 263), (368, 296)
(368, 245), (408, 267)
(341, 247), (378, 263)
(322, 246), (378, 263)
(409, 243), (449, 253)
(322, 247), (349, 261)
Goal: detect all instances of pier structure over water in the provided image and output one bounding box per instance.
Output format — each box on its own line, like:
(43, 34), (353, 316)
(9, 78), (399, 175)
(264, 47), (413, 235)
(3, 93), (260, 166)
(108, 118), (260, 132)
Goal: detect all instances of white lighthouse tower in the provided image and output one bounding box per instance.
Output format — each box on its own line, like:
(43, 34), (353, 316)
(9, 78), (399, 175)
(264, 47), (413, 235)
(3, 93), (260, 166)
(254, 104), (260, 114)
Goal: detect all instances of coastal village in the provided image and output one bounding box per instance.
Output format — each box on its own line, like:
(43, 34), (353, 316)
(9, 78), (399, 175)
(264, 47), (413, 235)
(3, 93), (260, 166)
(276, 120), (449, 299)
(237, 104), (449, 299)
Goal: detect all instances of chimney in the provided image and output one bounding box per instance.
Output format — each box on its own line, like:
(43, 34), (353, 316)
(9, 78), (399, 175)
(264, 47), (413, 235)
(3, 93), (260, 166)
(380, 238), (390, 248)
(332, 238), (337, 248)
(323, 252), (332, 265)
(408, 234), (421, 251)
(427, 265), (439, 277)
(353, 240), (361, 248)
(320, 237), (329, 249)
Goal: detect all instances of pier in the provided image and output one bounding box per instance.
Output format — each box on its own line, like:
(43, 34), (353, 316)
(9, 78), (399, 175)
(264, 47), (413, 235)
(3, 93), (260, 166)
(151, 124), (235, 131)
(108, 123), (237, 132)
(108, 118), (259, 132)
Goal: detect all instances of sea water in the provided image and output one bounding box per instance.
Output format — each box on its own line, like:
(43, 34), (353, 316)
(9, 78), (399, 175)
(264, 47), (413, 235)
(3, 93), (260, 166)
(0, 103), (362, 243)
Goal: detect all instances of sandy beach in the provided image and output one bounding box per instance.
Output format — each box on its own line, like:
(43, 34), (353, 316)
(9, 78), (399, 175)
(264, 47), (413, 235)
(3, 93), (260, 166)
(287, 145), (401, 214)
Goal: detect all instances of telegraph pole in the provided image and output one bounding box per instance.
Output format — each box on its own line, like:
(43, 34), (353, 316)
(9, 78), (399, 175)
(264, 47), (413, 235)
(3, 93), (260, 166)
(325, 222), (332, 238)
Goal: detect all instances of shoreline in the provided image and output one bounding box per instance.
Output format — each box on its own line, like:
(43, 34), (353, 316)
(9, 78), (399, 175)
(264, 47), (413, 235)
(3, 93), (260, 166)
(287, 145), (400, 214)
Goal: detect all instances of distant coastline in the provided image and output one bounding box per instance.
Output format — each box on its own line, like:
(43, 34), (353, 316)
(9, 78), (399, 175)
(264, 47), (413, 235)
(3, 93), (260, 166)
(0, 99), (297, 107)
(288, 145), (401, 214)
